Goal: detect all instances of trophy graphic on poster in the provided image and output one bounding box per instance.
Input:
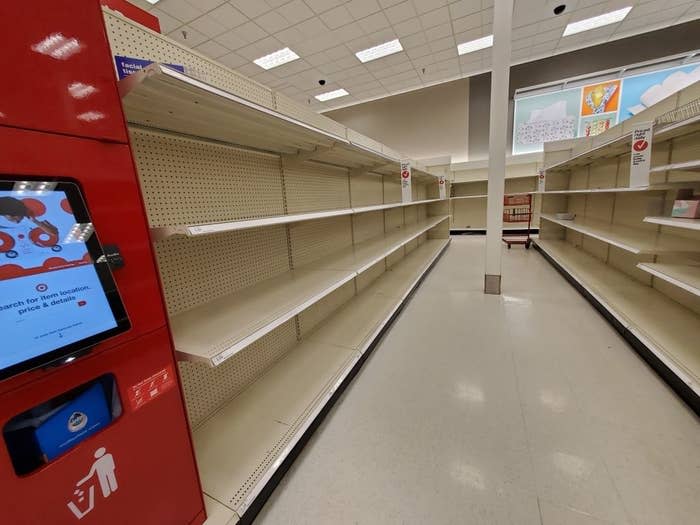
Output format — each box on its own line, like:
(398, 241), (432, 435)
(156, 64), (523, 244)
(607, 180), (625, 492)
(585, 84), (618, 114)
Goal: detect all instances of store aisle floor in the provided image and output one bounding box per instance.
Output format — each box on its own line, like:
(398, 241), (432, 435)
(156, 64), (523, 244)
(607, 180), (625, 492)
(255, 236), (700, 525)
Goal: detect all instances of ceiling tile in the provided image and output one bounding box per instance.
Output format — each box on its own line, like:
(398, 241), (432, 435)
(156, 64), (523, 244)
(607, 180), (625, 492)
(392, 17), (423, 36)
(419, 6), (450, 28)
(346, 0), (382, 19)
(425, 22), (453, 40)
(194, 39), (230, 59)
(320, 5), (355, 29)
(430, 35), (456, 53)
(156, 0), (202, 23)
(234, 20), (268, 42)
(379, 0), (404, 7)
(277, 0), (315, 25)
(214, 31), (248, 50)
(432, 48), (457, 63)
(187, 0), (227, 11)
(255, 10), (290, 33)
(385, 1), (418, 23)
(208, 3), (247, 28)
(276, 26), (306, 45)
(150, 8), (182, 33)
(412, 0), (448, 15)
(452, 12), (481, 33)
(532, 27), (564, 45)
(189, 14), (228, 38)
(295, 17), (329, 38)
(317, 61), (344, 74)
(358, 11), (392, 33)
(449, 0), (482, 19)
(406, 44), (432, 59)
(229, 0), (272, 18)
(218, 51), (248, 68)
(511, 36), (533, 51)
(168, 25), (208, 47)
(305, 0), (346, 13)
(401, 31), (428, 49)
(304, 51), (332, 66)
(511, 23), (539, 40)
(333, 22), (366, 42)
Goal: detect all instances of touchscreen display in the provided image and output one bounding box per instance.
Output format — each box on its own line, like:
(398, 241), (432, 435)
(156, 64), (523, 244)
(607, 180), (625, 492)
(0, 180), (128, 379)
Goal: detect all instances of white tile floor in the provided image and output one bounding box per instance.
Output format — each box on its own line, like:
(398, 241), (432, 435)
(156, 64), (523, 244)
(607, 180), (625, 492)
(255, 237), (700, 525)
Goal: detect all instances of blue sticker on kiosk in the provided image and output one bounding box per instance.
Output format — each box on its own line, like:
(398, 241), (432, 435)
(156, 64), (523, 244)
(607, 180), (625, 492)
(114, 55), (185, 80)
(34, 383), (112, 461)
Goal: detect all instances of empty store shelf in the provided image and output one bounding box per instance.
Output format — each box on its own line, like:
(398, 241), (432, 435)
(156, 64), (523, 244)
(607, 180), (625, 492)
(637, 262), (700, 297)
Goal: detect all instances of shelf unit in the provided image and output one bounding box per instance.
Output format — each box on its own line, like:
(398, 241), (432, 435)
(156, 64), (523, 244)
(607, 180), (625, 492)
(449, 177), (541, 232)
(537, 85), (700, 410)
(104, 8), (449, 524)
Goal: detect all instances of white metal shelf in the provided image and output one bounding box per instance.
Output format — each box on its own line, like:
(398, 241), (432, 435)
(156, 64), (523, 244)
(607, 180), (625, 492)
(193, 238), (449, 518)
(540, 213), (699, 255)
(538, 186), (670, 195)
(170, 216), (447, 365)
(637, 262), (700, 297)
(545, 114), (700, 172)
(151, 198), (445, 240)
(650, 159), (700, 173)
(644, 216), (700, 231)
(450, 194), (487, 200)
(451, 173), (537, 184)
(119, 64), (421, 174)
(535, 239), (700, 394)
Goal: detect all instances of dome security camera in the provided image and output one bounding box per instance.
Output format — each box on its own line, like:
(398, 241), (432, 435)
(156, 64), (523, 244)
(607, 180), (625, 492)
(553, 4), (566, 15)
(319, 79), (326, 86)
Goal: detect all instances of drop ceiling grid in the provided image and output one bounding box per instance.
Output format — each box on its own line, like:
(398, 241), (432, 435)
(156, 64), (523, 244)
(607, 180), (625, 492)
(126, 0), (700, 111)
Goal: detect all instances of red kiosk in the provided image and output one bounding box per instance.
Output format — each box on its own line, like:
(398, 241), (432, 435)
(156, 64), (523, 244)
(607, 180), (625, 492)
(0, 1), (205, 523)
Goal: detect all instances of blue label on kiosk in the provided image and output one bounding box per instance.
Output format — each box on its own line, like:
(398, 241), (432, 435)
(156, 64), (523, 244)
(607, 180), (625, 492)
(114, 55), (185, 80)
(34, 383), (112, 461)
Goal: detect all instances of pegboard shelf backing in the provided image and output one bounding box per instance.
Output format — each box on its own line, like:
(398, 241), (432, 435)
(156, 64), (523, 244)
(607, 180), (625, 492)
(537, 86), (700, 405)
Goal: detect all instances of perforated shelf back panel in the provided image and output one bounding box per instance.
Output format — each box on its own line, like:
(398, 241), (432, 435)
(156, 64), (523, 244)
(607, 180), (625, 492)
(288, 216), (353, 267)
(131, 129), (284, 227)
(356, 261), (386, 293)
(404, 206), (418, 226)
(385, 208), (405, 231)
(283, 162), (351, 213)
(179, 319), (298, 429)
(155, 227), (290, 316)
(103, 10), (274, 108)
(384, 175), (401, 204)
(353, 211), (385, 244)
(350, 173), (384, 207)
(298, 280), (356, 337)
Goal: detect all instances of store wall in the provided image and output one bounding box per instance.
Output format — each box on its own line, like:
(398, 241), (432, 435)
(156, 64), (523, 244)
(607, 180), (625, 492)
(325, 79), (469, 162)
(325, 19), (700, 163)
(469, 18), (700, 159)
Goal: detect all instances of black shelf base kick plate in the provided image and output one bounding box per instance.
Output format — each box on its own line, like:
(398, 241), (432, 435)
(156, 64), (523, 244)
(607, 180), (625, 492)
(534, 243), (700, 416)
(450, 228), (540, 236)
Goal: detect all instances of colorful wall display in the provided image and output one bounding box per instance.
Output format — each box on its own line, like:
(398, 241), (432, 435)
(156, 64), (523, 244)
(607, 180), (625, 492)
(512, 61), (700, 155)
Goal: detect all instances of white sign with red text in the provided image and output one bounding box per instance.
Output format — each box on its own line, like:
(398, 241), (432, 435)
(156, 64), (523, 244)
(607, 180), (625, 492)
(438, 175), (446, 199)
(400, 160), (412, 202)
(630, 122), (653, 187)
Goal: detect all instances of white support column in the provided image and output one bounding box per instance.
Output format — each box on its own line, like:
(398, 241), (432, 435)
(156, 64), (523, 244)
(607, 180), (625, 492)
(484, 0), (513, 295)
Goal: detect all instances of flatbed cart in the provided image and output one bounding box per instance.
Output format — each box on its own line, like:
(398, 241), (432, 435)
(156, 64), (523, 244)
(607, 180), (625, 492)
(502, 193), (532, 249)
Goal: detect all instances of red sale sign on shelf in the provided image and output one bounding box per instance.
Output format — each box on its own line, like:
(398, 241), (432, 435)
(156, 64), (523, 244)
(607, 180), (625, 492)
(630, 122), (653, 187)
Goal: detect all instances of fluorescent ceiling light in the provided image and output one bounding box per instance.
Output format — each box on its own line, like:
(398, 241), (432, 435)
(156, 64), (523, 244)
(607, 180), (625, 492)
(145, 0), (161, 4)
(355, 39), (403, 63)
(563, 6), (632, 36)
(253, 47), (299, 70)
(457, 35), (493, 55)
(315, 88), (349, 102)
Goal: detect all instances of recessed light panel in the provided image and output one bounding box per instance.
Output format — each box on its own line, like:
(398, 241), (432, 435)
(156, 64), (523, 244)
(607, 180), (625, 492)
(457, 35), (494, 55)
(355, 39), (403, 63)
(563, 7), (632, 36)
(315, 88), (349, 102)
(145, 0), (161, 4)
(254, 47), (300, 70)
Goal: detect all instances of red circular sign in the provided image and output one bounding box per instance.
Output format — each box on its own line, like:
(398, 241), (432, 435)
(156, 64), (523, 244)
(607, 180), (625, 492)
(401, 170), (409, 178)
(633, 139), (648, 152)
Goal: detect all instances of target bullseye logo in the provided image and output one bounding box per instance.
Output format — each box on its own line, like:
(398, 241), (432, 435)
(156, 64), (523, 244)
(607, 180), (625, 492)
(633, 139), (648, 152)
(401, 170), (410, 179)
(36, 283), (48, 293)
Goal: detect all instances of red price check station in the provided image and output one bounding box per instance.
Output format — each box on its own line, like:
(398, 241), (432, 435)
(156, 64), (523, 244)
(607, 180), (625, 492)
(0, 1), (205, 523)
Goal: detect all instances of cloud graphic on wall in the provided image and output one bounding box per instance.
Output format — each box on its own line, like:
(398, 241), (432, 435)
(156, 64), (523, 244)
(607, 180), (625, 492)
(629, 65), (700, 115)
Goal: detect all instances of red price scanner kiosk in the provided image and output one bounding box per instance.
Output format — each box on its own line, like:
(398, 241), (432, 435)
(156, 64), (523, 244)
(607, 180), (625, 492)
(0, 1), (205, 523)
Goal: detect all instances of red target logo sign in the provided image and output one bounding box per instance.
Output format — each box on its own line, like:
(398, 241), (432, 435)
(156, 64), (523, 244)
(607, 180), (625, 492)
(633, 139), (648, 152)
(36, 283), (48, 292)
(401, 170), (410, 179)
